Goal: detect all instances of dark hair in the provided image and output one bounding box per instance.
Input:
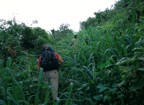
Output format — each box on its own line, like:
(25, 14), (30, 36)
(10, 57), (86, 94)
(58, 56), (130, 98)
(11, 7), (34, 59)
(41, 45), (54, 53)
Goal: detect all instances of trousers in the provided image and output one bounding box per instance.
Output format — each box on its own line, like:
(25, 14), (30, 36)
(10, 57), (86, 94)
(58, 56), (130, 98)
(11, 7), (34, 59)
(43, 69), (58, 100)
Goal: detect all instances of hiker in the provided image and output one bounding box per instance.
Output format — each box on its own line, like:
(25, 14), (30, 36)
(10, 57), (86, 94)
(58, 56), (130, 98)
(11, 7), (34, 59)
(37, 44), (64, 100)
(70, 34), (78, 47)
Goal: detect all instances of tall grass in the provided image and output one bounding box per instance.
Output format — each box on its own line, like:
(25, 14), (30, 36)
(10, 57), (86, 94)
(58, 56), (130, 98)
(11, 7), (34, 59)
(0, 56), (53, 105)
(53, 16), (144, 104)
(0, 2), (144, 104)
(0, 21), (143, 104)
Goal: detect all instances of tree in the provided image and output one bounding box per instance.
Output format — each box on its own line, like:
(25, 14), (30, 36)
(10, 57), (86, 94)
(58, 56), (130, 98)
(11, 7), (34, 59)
(51, 24), (73, 41)
(21, 27), (36, 49)
(32, 27), (51, 49)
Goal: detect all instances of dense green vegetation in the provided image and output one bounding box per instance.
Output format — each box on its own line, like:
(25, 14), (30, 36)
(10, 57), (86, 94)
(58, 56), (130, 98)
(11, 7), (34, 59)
(0, 0), (144, 105)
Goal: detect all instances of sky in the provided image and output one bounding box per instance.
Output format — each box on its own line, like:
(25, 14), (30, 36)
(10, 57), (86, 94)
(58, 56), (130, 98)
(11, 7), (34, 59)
(0, 0), (118, 32)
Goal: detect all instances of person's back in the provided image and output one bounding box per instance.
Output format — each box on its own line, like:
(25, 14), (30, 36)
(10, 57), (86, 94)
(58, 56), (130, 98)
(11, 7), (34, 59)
(40, 47), (60, 71)
(37, 44), (64, 100)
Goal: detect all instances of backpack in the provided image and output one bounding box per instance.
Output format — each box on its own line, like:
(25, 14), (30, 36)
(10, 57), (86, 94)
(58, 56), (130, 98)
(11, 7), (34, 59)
(40, 48), (60, 71)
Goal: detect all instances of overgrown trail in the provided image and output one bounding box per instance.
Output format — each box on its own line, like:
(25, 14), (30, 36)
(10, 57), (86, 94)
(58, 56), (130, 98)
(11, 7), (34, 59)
(0, 0), (144, 104)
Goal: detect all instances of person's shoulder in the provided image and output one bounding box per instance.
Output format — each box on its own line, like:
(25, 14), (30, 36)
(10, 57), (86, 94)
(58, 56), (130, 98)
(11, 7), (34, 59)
(54, 52), (58, 55)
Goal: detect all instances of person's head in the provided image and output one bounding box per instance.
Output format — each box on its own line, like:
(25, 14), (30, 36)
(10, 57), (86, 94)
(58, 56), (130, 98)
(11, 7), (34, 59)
(41, 44), (53, 53)
(43, 44), (48, 49)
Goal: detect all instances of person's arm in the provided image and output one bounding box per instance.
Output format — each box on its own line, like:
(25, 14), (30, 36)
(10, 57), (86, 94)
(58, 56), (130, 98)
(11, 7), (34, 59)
(54, 52), (64, 64)
(37, 55), (42, 71)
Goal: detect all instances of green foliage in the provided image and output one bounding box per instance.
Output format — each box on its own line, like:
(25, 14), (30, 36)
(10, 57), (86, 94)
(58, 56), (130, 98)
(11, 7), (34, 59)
(21, 27), (36, 49)
(56, 0), (144, 104)
(51, 24), (74, 41)
(0, 19), (52, 62)
(0, 0), (144, 105)
(32, 27), (51, 50)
